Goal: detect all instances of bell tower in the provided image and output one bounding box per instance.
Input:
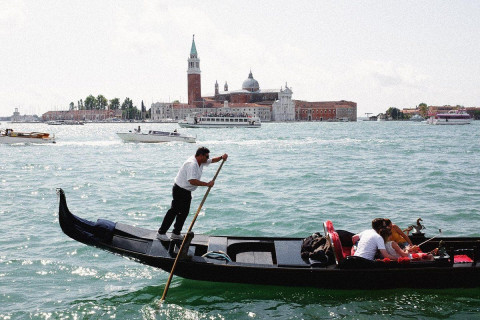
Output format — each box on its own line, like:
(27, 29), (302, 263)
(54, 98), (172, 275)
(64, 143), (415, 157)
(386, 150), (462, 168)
(187, 35), (201, 106)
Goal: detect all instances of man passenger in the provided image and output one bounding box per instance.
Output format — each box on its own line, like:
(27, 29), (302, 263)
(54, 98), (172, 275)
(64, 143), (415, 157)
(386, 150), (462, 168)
(352, 218), (397, 260)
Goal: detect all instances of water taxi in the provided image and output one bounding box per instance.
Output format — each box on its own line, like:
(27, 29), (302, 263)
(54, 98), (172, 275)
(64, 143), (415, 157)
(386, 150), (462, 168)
(427, 110), (472, 125)
(1, 129), (55, 144)
(179, 114), (261, 128)
(116, 127), (195, 143)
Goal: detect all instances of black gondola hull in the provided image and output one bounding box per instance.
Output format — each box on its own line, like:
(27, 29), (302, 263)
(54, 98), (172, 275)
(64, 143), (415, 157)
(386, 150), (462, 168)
(57, 189), (480, 289)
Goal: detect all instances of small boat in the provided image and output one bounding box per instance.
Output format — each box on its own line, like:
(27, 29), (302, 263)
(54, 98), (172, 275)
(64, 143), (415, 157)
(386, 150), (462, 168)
(179, 113), (261, 128)
(1, 129), (55, 144)
(57, 189), (480, 289)
(410, 114), (424, 122)
(427, 110), (472, 125)
(116, 127), (196, 143)
(47, 120), (84, 125)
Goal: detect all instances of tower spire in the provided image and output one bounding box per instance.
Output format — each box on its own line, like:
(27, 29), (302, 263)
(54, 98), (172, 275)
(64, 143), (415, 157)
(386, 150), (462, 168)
(190, 34), (197, 58)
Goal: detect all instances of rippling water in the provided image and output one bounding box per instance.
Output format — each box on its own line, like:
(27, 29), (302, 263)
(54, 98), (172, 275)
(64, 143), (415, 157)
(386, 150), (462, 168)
(1, 121), (479, 319)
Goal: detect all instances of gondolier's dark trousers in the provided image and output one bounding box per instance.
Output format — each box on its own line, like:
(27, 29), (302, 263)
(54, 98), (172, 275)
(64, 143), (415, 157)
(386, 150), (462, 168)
(158, 184), (192, 235)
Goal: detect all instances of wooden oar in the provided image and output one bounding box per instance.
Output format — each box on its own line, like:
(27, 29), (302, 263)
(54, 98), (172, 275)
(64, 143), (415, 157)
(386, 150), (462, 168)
(418, 229), (442, 247)
(160, 159), (226, 302)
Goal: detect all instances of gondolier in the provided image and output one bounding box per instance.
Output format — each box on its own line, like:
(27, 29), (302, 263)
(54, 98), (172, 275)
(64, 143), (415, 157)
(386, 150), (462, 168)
(157, 147), (228, 241)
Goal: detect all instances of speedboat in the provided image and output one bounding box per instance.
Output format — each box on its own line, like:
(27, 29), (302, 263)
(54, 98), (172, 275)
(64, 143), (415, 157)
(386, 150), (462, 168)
(427, 110), (472, 125)
(57, 188), (480, 290)
(410, 114), (424, 122)
(1, 129), (55, 144)
(179, 114), (261, 128)
(116, 127), (196, 143)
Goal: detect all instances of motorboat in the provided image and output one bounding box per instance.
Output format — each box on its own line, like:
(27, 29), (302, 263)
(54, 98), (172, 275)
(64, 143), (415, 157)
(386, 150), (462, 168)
(57, 188), (480, 290)
(1, 129), (55, 144)
(179, 113), (261, 128)
(116, 127), (196, 143)
(427, 110), (472, 125)
(410, 114), (424, 122)
(47, 120), (84, 125)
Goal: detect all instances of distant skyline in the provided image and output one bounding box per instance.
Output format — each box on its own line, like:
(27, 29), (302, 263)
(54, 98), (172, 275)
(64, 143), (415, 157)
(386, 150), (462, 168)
(1, 1), (479, 117)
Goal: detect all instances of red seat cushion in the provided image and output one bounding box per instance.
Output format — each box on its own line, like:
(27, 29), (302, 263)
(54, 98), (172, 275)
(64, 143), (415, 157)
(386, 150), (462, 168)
(454, 254), (473, 263)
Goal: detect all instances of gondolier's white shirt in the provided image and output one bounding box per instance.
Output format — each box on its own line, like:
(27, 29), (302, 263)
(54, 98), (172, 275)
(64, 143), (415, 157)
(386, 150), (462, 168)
(174, 155), (212, 191)
(353, 229), (386, 260)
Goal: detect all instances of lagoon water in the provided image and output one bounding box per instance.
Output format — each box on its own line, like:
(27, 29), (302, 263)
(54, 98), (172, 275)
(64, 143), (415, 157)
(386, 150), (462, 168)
(1, 121), (480, 319)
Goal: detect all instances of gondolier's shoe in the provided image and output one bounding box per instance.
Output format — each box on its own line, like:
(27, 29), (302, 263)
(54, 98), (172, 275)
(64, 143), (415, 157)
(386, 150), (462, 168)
(170, 233), (184, 240)
(156, 233), (170, 241)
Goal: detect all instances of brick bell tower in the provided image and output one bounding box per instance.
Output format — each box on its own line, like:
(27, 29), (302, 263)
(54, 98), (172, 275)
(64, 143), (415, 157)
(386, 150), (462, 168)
(187, 35), (201, 106)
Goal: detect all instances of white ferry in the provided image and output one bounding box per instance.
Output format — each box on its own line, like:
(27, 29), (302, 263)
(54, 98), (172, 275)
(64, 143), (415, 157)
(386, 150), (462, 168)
(178, 114), (261, 128)
(427, 110), (472, 125)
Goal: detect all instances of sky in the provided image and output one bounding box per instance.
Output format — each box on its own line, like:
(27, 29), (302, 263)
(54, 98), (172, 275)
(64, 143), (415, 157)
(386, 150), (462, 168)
(1, 0), (479, 117)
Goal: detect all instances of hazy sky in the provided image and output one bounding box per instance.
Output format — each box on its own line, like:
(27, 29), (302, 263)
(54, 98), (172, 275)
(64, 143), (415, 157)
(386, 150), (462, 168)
(1, 1), (479, 117)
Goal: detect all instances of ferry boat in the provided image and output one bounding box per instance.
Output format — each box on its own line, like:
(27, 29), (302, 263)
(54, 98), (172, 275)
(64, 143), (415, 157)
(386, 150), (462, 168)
(178, 114), (261, 128)
(116, 127), (196, 143)
(0, 129), (55, 144)
(427, 110), (472, 125)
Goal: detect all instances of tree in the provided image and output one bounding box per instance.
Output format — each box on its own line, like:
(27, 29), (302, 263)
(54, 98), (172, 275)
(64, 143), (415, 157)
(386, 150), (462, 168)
(141, 100), (146, 119)
(121, 97), (133, 110)
(109, 98), (120, 110)
(97, 95), (108, 110)
(69, 102), (75, 110)
(78, 99), (84, 110)
(385, 107), (403, 120)
(418, 103), (428, 118)
(85, 95), (96, 110)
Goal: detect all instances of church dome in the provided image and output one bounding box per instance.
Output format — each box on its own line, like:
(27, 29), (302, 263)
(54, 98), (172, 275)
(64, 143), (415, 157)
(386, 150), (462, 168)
(242, 71), (260, 92)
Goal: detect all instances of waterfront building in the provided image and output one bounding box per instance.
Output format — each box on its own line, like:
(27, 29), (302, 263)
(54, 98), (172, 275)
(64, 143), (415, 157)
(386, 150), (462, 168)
(42, 109), (122, 122)
(294, 100), (357, 121)
(11, 108), (41, 122)
(152, 35), (294, 122)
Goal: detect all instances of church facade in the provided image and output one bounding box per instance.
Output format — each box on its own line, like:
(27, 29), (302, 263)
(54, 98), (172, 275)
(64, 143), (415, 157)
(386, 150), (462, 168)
(151, 36), (356, 122)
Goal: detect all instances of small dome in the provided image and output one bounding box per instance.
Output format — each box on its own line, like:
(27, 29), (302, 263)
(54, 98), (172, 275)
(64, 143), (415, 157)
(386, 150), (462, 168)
(242, 71), (260, 92)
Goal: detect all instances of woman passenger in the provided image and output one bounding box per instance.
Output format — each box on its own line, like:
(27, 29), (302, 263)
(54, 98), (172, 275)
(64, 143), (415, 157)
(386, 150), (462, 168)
(384, 219), (413, 249)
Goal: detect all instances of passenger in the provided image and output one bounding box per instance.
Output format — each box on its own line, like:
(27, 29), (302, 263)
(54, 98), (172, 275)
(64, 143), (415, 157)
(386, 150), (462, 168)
(381, 228), (434, 261)
(384, 219), (413, 249)
(352, 218), (397, 260)
(380, 228), (409, 258)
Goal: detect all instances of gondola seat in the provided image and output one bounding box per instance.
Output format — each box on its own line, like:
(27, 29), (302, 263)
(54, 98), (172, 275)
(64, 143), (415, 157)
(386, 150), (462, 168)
(206, 236), (228, 255)
(324, 220), (352, 264)
(274, 240), (310, 268)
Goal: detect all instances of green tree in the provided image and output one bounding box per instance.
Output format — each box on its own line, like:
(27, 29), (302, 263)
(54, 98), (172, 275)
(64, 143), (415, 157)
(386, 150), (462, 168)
(418, 103), (428, 118)
(69, 102), (75, 110)
(386, 107), (403, 120)
(141, 100), (146, 119)
(121, 97), (133, 110)
(109, 98), (120, 110)
(85, 95), (96, 110)
(97, 95), (108, 110)
(473, 110), (480, 120)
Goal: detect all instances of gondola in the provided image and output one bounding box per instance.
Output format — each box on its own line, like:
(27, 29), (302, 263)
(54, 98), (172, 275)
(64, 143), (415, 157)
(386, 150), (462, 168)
(57, 189), (480, 289)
